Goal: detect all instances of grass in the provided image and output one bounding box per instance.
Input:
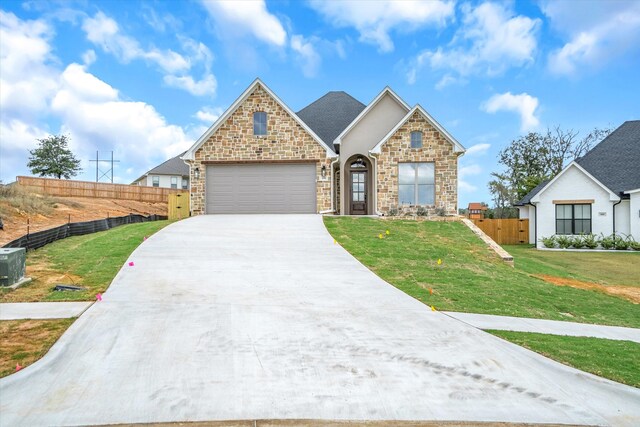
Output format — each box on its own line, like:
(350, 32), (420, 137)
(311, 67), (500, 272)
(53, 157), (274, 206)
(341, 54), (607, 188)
(0, 318), (75, 378)
(489, 330), (640, 388)
(324, 217), (640, 328)
(0, 220), (171, 302)
(504, 244), (640, 287)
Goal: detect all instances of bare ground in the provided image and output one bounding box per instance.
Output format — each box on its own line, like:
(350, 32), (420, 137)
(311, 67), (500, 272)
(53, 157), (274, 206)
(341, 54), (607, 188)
(536, 274), (640, 304)
(0, 196), (167, 246)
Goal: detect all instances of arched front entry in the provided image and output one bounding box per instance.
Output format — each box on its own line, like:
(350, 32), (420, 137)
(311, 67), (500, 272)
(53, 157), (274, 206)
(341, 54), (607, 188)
(346, 154), (373, 215)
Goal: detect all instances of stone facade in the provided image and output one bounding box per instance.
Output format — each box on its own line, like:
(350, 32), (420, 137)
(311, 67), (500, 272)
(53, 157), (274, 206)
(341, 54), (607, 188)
(375, 111), (460, 215)
(188, 85), (332, 215)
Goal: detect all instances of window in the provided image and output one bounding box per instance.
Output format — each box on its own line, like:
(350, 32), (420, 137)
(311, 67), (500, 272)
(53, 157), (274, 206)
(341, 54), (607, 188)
(182, 178), (188, 189)
(253, 111), (267, 136)
(398, 162), (435, 205)
(152, 176), (159, 187)
(410, 131), (423, 148)
(556, 204), (591, 234)
(170, 176), (178, 189)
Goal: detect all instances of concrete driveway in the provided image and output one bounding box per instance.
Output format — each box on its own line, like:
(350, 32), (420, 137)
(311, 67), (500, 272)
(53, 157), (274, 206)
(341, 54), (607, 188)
(1, 215), (638, 426)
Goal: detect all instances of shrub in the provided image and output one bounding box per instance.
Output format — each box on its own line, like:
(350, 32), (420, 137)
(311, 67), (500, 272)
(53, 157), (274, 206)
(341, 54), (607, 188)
(599, 234), (615, 250)
(629, 239), (640, 251)
(416, 206), (428, 216)
(434, 207), (446, 217)
(556, 235), (573, 249)
(540, 235), (557, 248)
(572, 234), (586, 249)
(614, 235), (630, 251)
(583, 234), (599, 249)
(387, 207), (398, 217)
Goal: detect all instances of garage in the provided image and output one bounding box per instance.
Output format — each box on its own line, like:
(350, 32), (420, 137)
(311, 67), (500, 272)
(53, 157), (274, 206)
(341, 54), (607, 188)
(205, 163), (317, 214)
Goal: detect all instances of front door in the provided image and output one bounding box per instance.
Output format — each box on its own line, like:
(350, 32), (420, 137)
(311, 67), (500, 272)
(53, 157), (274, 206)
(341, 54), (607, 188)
(350, 171), (367, 215)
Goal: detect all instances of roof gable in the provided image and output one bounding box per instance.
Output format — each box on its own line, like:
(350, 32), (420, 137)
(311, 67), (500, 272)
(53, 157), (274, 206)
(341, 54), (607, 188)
(183, 78), (336, 160)
(333, 87), (410, 146)
(296, 91), (365, 150)
(370, 105), (465, 154)
(576, 120), (640, 195)
(529, 162), (620, 203)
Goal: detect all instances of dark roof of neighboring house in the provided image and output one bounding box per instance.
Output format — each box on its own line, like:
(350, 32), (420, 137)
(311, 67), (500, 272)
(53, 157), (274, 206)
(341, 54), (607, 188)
(132, 152), (189, 183)
(296, 91), (366, 150)
(515, 120), (640, 205)
(575, 120), (640, 195)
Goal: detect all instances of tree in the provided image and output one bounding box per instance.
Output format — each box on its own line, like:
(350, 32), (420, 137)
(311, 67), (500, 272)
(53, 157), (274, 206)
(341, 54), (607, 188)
(27, 135), (82, 179)
(489, 126), (612, 206)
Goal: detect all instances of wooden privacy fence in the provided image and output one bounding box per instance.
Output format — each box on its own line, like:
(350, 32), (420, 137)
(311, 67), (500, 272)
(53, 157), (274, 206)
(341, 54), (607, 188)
(471, 218), (529, 244)
(168, 192), (190, 220)
(17, 176), (181, 203)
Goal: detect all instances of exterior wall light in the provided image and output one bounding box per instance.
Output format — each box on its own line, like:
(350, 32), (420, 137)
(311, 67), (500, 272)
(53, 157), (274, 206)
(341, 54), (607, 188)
(321, 165), (327, 178)
(194, 167), (200, 179)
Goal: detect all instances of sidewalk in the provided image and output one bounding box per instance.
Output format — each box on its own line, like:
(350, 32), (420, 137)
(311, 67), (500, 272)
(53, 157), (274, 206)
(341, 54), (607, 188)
(0, 302), (92, 320)
(444, 311), (640, 343)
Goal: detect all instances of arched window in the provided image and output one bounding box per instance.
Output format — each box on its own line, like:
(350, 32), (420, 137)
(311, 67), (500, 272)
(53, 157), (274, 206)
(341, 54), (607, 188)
(253, 112), (267, 136)
(410, 131), (423, 148)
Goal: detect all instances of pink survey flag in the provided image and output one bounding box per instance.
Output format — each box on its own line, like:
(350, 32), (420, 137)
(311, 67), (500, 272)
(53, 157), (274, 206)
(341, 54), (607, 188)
(128, 261), (134, 266)
(96, 293), (102, 301)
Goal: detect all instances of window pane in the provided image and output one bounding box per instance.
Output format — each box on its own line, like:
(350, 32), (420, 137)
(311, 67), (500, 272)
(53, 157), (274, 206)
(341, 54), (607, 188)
(399, 184), (415, 205)
(399, 163), (415, 185)
(418, 184), (435, 205)
(358, 183), (364, 192)
(556, 205), (572, 219)
(556, 219), (571, 235)
(575, 219), (591, 234)
(253, 112), (267, 135)
(575, 204), (591, 219)
(417, 162), (434, 184)
(352, 183), (359, 192)
(411, 131), (422, 148)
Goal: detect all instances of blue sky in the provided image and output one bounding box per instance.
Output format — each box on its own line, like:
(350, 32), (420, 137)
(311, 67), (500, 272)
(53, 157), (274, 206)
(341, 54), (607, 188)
(1, 0), (639, 207)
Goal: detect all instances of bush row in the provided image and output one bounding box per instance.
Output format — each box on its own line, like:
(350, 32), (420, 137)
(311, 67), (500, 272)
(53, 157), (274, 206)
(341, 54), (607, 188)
(539, 234), (640, 251)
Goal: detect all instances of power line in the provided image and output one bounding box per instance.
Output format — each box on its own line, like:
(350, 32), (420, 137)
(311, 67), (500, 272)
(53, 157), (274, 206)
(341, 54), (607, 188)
(88, 151), (120, 183)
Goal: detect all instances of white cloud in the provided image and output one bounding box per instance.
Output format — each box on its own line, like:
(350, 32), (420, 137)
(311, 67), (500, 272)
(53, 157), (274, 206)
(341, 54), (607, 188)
(542, 1), (640, 76)
(200, 0), (286, 47)
(291, 34), (321, 78)
(458, 179), (478, 193)
(481, 92), (540, 132)
(308, 0), (454, 52)
(460, 163), (483, 178)
(465, 143), (491, 156)
(194, 107), (224, 123)
(407, 2), (540, 84)
(164, 74), (217, 96)
(82, 49), (97, 65)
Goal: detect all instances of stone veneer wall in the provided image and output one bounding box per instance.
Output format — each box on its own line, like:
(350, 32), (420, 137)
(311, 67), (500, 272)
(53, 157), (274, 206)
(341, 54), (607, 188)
(376, 111), (460, 215)
(189, 86), (332, 215)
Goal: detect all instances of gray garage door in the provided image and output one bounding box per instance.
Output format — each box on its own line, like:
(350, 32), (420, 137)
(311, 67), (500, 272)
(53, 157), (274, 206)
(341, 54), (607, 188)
(205, 163), (316, 214)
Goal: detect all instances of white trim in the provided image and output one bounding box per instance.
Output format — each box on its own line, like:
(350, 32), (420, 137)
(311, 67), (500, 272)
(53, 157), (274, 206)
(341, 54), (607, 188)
(332, 87), (410, 146)
(369, 104), (466, 154)
(624, 188), (640, 194)
(530, 162), (620, 203)
(182, 78), (336, 160)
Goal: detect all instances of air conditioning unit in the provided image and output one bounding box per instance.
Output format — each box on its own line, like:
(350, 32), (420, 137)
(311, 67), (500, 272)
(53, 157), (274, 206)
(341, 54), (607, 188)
(0, 248), (27, 287)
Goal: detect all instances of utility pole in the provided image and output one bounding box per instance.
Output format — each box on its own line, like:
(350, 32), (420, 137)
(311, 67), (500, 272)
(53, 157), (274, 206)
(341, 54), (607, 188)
(89, 151), (120, 183)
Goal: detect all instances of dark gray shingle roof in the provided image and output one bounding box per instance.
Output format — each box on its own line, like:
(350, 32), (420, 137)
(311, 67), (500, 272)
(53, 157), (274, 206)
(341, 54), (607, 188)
(576, 120), (640, 195)
(296, 91), (366, 150)
(516, 120), (640, 204)
(133, 152), (189, 183)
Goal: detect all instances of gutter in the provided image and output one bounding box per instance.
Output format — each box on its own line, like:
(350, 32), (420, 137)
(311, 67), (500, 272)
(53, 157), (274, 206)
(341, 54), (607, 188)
(612, 198), (622, 242)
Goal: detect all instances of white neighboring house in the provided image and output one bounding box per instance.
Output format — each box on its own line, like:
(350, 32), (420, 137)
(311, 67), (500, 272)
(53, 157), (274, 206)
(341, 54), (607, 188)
(132, 152), (189, 190)
(516, 120), (640, 247)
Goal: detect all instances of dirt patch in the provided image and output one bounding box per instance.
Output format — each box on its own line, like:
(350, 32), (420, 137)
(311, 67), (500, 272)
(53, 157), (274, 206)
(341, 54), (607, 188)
(535, 274), (640, 304)
(0, 194), (167, 245)
(0, 259), (84, 303)
(0, 318), (74, 377)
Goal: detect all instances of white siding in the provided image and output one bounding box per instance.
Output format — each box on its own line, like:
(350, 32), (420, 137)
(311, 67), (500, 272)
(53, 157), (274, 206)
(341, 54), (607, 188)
(630, 192), (640, 241)
(615, 200), (630, 237)
(144, 175), (188, 189)
(533, 165), (615, 248)
(518, 205), (536, 244)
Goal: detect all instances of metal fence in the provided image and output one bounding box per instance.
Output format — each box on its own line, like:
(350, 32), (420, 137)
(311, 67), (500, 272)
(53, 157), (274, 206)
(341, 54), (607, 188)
(2, 214), (167, 251)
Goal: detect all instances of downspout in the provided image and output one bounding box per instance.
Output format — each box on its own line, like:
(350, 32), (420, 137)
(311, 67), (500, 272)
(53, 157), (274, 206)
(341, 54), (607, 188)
(612, 198), (622, 242)
(319, 156), (340, 214)
(369, 152), (382, 216)
(526, 202), (537, 247)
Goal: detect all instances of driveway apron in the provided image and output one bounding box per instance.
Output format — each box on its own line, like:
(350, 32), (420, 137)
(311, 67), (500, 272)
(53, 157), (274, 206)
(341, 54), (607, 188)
(1, 215), (638, 426)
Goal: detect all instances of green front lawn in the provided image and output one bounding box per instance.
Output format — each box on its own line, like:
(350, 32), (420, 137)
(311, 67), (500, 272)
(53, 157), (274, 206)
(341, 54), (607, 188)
(504, 244), (640, 287)
(324, 217), (640, 328)
(0, 220), (171, 302)
(489, 330), (640, 387)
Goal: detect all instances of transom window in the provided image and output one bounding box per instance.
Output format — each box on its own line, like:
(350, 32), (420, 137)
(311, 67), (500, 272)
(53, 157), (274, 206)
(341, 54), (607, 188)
(253, 111), (267, 136)
(170, 176), (178, 189)
(398, 162), (435, 205)
(152, 176), (159, 187)
(410, 131), (423, 148)
(556, 204), (591, 235)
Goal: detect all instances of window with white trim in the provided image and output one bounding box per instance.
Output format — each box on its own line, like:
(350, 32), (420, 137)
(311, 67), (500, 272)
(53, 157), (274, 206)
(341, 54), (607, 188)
(152, 176), (159, 187)
(170, 176), (178, 189)
(182, 178), (188, 189)
(556, 204), (591, 234)
(253, 111), (267, 136)
(398, 162), (435, 205)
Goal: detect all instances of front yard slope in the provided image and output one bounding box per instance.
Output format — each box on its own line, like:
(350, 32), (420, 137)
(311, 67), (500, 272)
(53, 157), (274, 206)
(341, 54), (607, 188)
(324, 217), (640, 328)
